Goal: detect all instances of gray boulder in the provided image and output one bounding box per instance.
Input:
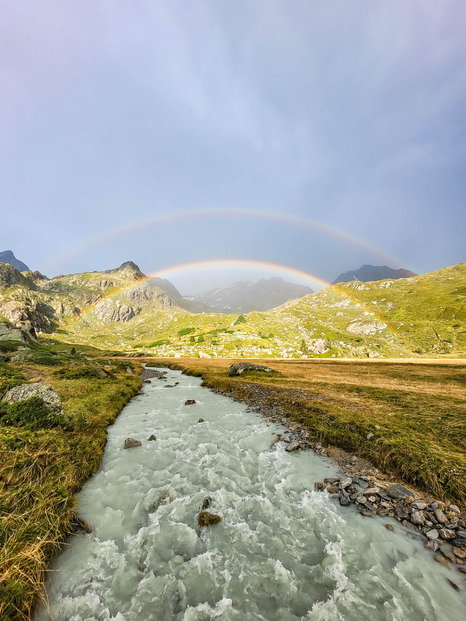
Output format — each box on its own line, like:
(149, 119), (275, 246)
(228, 362), (274, 377)
(3, 382), (64, 415)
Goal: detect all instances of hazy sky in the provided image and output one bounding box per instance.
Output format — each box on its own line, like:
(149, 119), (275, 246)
(1, 1), (465, 293)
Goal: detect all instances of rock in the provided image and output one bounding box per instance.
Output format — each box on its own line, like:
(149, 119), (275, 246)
(339, 495), (351, 506)
(197, 511), (221, 527)
(324, 478), (340, 484)
(185, 399), (196, 405)
(387, 484), (413, 500)
(449, 505), (460, 514)
(363, 488), (380, 496)
(124, 438), (142, 449)
(455, 529), (466, 539)
(434, 508), (448, 524)
(425, 540), (439, 552)
(426, 529), (439, 540)
(228, 362), (274, 377)
(285, 442), (301, 452)
(197, 418), (205, 423)
(452, 538), (466, 547)
(394, 505), (410, 520)
(340, 477), (352, 490)
(446, 579), (460, 592)
(453, 547), (466, 559)
(270, 434), (281, 447)
(326, 487), (339, 494)
(201, 497), (212, 510)
(314, 482), (324, 491)
(148, 435), (156, 441)
(2, 382), (65, 416)
(385, 524), (394, 532)
(411, 510), (425, 526)
(439, 528), (456, 540)
(411, 502), (427, 511)
(433, 554), (451, 569)
(164, 385), (174, 388)
(440, 547), (457, 563)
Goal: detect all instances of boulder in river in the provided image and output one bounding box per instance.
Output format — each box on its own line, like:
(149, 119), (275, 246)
(228, 362), (275, 377)
(185, 399), (196, 406)
(198, 511), (221, 527)
(148, 434), (156, 441)
(124, 438), (142, 449)
(285, 442), (301, 452)
(197, 418), (205, 423)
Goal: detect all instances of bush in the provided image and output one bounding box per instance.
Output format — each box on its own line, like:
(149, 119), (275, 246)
(178, 327), (195, 337)
(31, 351), (63, 366)
(0, 340), (23, 353)
(54, 367), (109, 380)
(0, 397), (65, 430)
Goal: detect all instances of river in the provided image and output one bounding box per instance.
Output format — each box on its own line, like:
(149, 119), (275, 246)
(37, 368), (465, 620)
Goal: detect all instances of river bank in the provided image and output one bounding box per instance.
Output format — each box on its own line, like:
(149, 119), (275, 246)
(145, 358), (466, 577)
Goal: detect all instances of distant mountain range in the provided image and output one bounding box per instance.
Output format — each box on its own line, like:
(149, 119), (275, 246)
(332, 264), (417, 284)
(186, 278), (314, 314)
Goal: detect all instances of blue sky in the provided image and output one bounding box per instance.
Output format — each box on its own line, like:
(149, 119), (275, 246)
(1, 1), (465, 293)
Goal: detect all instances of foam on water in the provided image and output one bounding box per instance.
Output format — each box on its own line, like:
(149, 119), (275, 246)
(37, 370), (466, 620)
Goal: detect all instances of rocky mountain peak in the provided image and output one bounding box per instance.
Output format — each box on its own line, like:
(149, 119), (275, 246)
(114, 261), (145, 280)
(0, 250), (30, 272)
(332, 264), (417, 285)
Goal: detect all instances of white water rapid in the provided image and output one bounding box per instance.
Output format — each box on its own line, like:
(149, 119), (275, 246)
(37, 369), (465, 620)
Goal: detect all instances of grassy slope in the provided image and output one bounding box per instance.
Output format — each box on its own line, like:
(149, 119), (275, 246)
(60, 263), (466, 359)
(153, 358), (466, 507)
(0, 339), (142, 620)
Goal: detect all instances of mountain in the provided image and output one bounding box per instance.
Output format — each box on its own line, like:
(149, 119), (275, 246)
(1, 260), (465, 359)
(0, 250), (30, 272)
(187, 277), (314, 313)
(332, 264), (417, 285)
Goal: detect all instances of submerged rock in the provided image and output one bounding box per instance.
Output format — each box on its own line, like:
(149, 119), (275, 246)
(285, 442), (301, 452)
(124, 438), (142, 449)
(197, 511), (221, 527)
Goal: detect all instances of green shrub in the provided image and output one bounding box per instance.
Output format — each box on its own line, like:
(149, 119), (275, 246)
(178, 327), (195, 337)
(31, 351), (63, 366)
(0, 340), (23, 353)
(54, 367), (109, 380)
(0, 397), (65, 430)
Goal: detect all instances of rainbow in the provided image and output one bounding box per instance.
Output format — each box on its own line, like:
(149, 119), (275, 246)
(40, 207), (410, 275)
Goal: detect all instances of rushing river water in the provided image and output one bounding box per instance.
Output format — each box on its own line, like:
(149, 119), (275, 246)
(38, 369), (465, 620)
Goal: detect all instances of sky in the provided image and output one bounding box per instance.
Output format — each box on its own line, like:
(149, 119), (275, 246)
(1, 0), (465, 294)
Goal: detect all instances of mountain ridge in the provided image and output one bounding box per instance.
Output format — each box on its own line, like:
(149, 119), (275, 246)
(333, 264), (417, 284)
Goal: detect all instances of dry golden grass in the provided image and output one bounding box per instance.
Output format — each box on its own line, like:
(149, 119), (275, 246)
(0, 355), (142, 620)
(149, 357), (466, 507)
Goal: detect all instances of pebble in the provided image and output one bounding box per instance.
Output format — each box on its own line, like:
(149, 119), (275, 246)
(434, 508), (448, 524)
(340, 477), (352, 489)
(385, 524), (394, 532)
(453, 547), (466, 560)
(426, 529), (439, 540)
(411, 510), (425, 526)
(339, 496), (351, 507)
(411, 502), (427, 511)
(363, 487), (380, 496)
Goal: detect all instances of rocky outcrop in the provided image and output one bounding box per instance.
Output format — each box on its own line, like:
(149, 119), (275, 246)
(228, 362), (275, 377)
(346, 320), (387, 335)
(0, 321), (32, 344)
(0, 296), (57, 333)
(3, 383), (65, 416)
(95, 301), (141, 323)
(0, 263), (36, 290)
(333, 264), (417, 285)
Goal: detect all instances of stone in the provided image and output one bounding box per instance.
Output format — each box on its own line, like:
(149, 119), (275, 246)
(339, 495), (351, 506)
(440, 547), (457, 563)
(201, 497), (212, 510)
(197, 511), (221, 527)
(148, 435), (156, 441)
(385, 524), (394, 532)
(340, 477), (352, 490)
(363, 488), (380, 496)
(228, 362), (274, 377)
(452, 538), (466, 547)
(394, 505), (410, 520)
(197, 418), (205, 423)
(411, 502), (427, 511)
(2, 382), (64, 416)
(439, 528), (456, 540)
(411, 510), (425, 526)
(314, 482), (324, 491)
(425, 540), (439, 552)
(326, 487), (339, 494)
(270, 434), (281, 447)
(456, 529), (466, 539)
(453, 547), (466, 560)
(387, 484), (413, 500)
(426, 529), (439, 540)
(124, 438), (142, 449)
(434, 508), (448, 524)
(449, 505), (460, 514)
(433, 554), (451, 569)
(446, 579), (460, 592)
(164, 385), (174, 388)
(324, 478), (340, 485)
(285, 442), (301, 452)
(185, 399), (196, 406)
